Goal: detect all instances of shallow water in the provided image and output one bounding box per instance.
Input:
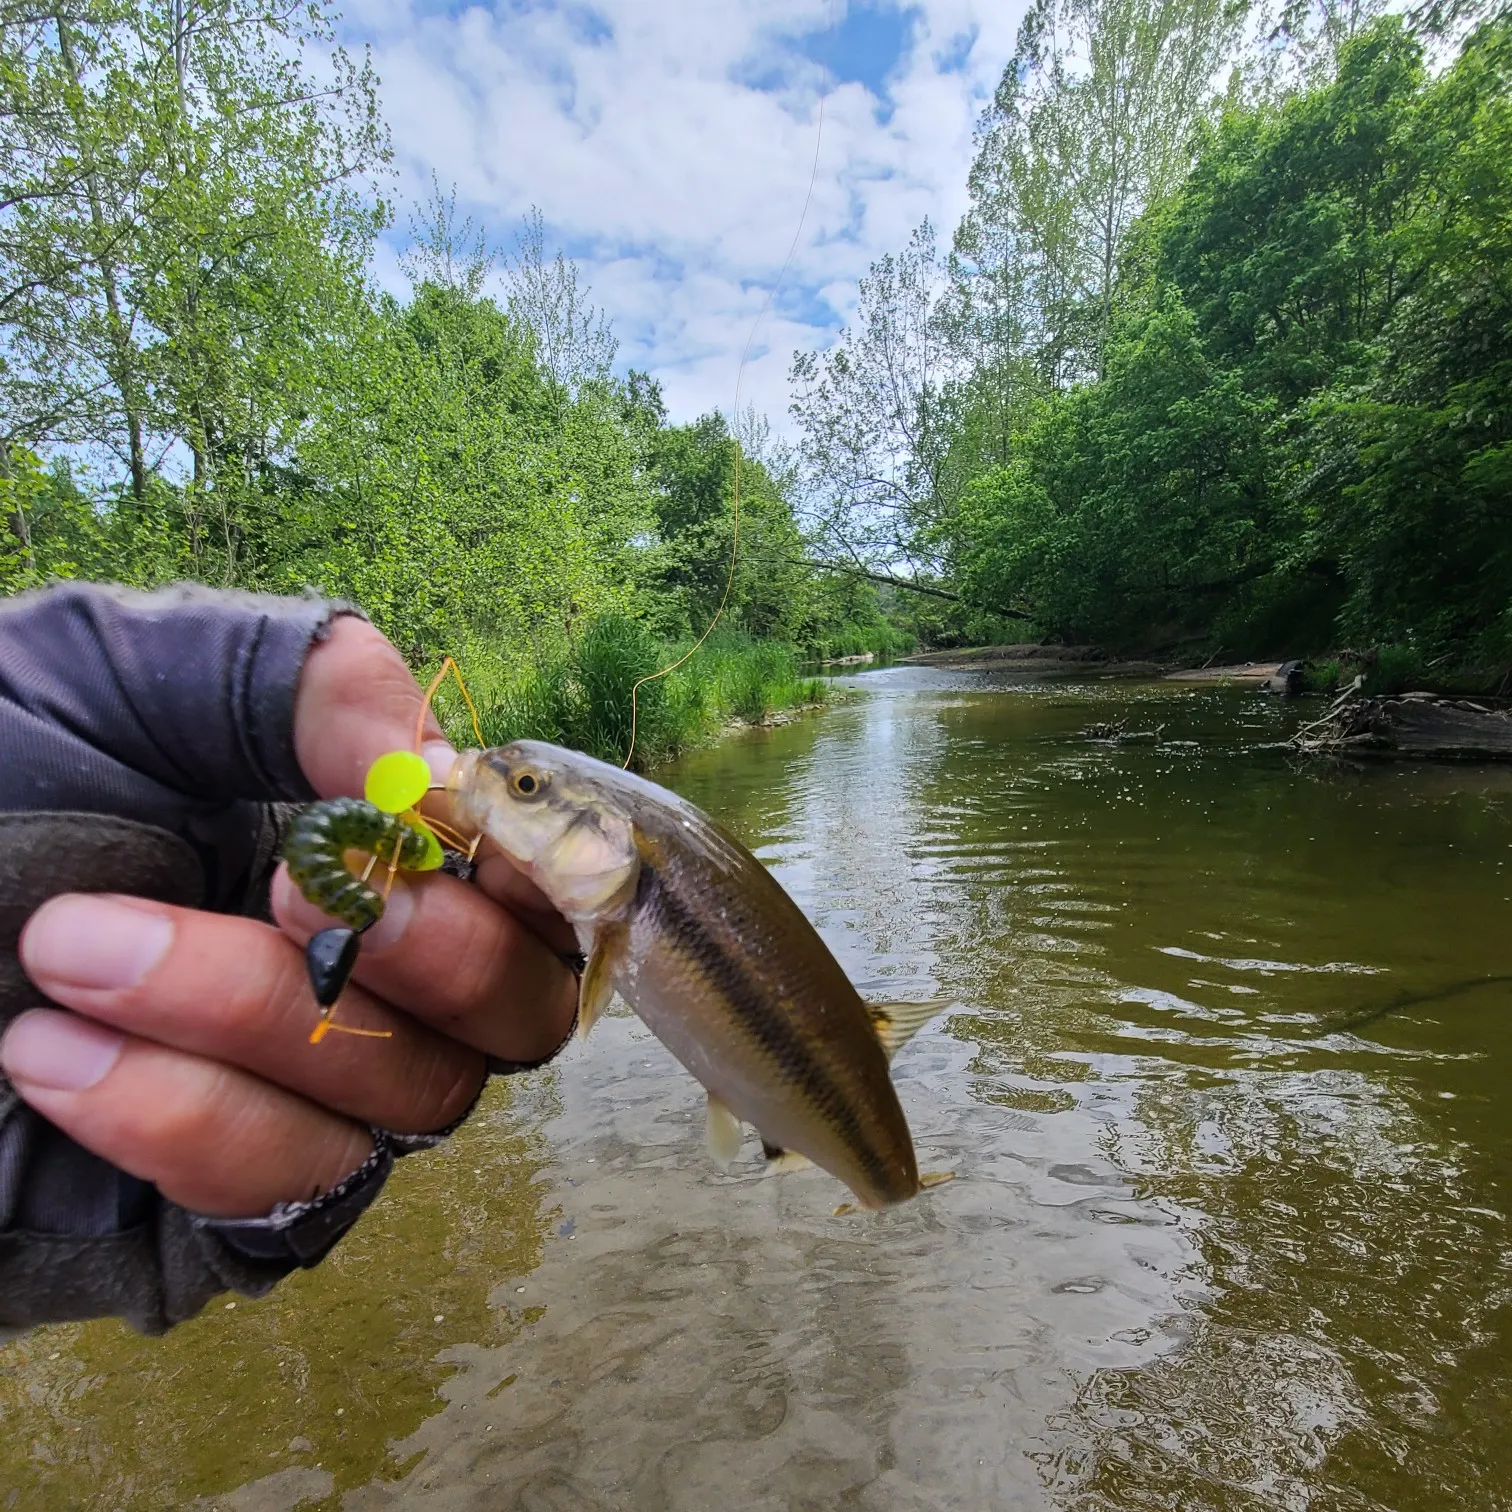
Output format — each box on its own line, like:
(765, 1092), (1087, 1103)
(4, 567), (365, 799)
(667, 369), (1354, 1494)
(4, 668), (1512, 1510)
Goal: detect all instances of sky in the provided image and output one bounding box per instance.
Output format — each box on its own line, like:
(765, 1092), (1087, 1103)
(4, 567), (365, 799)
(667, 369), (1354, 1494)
(342, 1), (1029, 432)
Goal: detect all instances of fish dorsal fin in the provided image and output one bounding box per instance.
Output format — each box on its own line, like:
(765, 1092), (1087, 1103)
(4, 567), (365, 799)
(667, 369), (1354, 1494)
(705, 1094), (744, 1168)
(865, 998), (950, 1061)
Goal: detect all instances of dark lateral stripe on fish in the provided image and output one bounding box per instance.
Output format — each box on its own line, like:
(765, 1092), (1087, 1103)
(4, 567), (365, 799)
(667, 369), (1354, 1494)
(637, 862), (896, 1194)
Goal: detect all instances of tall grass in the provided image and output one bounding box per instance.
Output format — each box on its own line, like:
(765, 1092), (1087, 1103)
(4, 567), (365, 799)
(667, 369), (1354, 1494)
(802, 621), (915, 662)
(432, 616), (827, 771)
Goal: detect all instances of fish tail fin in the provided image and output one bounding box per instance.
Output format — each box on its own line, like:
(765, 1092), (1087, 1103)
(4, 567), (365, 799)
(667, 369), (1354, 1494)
(865, 997), (951, 1061)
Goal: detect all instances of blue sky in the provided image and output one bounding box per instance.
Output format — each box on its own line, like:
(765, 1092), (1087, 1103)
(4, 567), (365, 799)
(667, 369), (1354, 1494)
(346, 1), (1027, 431)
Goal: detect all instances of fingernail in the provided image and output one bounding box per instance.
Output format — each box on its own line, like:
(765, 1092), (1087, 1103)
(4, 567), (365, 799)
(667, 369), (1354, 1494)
(273, 867), (414, 954)
(22, 896), (174, 991)
(422, 740), (459, 788)
(359, 876), (414, 953)
(1, 1009), (125, 1091)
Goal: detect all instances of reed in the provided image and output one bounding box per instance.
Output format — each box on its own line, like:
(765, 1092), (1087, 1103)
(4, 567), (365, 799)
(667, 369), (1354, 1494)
(434, 615), (831, 770)
(802, 622), (914, 662)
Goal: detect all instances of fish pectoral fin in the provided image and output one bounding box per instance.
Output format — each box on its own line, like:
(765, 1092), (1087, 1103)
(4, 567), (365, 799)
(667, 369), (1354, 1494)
(705, 1094), (744, 1169)
(576, 922), (627, 1040)
(865, 997), (951, 1061)
(760, 1140), (814, 1175)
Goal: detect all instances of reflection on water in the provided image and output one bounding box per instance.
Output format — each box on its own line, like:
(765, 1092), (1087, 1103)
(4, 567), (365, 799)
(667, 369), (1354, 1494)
(0, 1081), (557, 1509)
(4, 670), (1511, 1509)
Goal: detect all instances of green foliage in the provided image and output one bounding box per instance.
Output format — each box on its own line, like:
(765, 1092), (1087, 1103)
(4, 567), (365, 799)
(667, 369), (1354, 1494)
(0, 0), (389, 578)
(796, 570), (918, 658)
(571, 614), (672, 765)
(719, 641), (800, 724)
(789, 0), (1243, 608)
(437, 619), (826, 772)
(281, 276), (652, 659)
(943, 13), (1512, 673)
(643, 414), (815, 643)
(0, 448), (109, 591)
(1300, 657), (1341, 693)
(1362, 643), (1429, 695)
(1159, 21), (1428, 405)
(803, 619), (915, 661)
(0, 5), (903, 759)
(1291, 18), (1512, 661)
(956, 297), (1272, 644)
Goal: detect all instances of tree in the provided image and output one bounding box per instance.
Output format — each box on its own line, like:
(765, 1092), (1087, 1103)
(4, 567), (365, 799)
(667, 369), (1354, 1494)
(505, 205), (617, 396)
(963, 0), (1243, 382)
(287, 269), (652, 659)
(0, 0), (389, 582)
(946, 13), (1512, 663)
(788, 222), (960, 577)
(1157, 19), (1429, 406)
(1287, 16), (1512, 656)
(954, 296), (1271, 642)
(1244, 0), (1393, 99)
(645, 411), (816, 642)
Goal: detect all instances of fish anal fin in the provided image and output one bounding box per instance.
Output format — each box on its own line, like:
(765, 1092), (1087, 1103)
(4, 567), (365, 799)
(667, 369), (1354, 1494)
(705, 1094), (744, 1169)
(865, 997), (951, 1061)
(577, 922), (626, 1040)
(762, 1142), (814, 1176)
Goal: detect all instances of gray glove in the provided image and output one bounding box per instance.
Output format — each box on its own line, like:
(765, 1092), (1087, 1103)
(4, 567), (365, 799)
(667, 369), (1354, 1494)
(0, 582), (524, 1337)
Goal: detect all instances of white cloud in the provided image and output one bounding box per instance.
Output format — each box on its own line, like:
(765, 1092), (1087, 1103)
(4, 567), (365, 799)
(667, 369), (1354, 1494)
(343, 1), (1028, 430)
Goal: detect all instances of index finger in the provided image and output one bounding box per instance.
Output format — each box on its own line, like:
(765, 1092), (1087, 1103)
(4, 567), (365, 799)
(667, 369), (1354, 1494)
(293, 614), (452, 800)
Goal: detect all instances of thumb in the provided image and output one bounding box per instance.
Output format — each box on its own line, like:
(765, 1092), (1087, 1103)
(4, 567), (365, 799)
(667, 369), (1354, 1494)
(292, 615), (455, 800)
(288, 617), (573, 946)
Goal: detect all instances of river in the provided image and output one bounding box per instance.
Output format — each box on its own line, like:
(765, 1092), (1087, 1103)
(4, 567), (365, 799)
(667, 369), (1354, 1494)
(4, 666), (1511, 1510)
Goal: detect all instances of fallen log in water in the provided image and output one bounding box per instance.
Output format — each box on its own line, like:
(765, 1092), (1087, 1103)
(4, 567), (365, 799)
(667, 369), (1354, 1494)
(1292, 681), (1512, 760)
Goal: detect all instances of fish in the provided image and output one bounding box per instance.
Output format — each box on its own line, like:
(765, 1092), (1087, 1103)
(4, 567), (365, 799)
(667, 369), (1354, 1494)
(446, 739), (953, 1211)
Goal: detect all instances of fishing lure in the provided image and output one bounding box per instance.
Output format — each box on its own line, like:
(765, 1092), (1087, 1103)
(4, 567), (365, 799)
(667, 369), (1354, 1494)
(284, 663), (484, 1042)
(284, 795), (442, 933)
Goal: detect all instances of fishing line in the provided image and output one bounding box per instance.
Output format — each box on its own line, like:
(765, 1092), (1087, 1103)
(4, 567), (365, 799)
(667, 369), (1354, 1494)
(622, 1), (836, 769)
(307, 17), (835, 1043)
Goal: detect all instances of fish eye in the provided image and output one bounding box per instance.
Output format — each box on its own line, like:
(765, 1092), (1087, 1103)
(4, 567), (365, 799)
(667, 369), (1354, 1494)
(511, 768), (546, 799)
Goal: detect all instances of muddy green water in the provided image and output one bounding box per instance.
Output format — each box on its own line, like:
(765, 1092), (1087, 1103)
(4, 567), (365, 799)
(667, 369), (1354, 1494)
(4, 668), (1512, 1510)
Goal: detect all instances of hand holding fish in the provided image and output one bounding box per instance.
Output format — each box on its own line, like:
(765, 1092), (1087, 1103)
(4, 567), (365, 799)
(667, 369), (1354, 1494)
(2, 613), (579, 1225)
(2, 600), (947, 1239)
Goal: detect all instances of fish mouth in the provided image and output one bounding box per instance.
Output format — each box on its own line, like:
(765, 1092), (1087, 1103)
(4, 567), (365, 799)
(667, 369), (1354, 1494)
(451, 745), (639, 920)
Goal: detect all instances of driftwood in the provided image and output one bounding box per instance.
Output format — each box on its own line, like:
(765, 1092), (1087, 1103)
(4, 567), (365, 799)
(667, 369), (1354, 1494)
(1080, 717), (1166, 744)
(1292, 680), (1512, 760)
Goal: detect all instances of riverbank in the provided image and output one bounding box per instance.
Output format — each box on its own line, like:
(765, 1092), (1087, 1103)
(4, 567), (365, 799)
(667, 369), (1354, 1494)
(899, 643), (1169, 679)
(900, 642), (1511, 698)
(433, 619), (830, 772)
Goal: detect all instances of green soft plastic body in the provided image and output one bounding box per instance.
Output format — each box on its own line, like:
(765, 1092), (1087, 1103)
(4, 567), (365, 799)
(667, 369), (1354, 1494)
(283, 797), (435, 930)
